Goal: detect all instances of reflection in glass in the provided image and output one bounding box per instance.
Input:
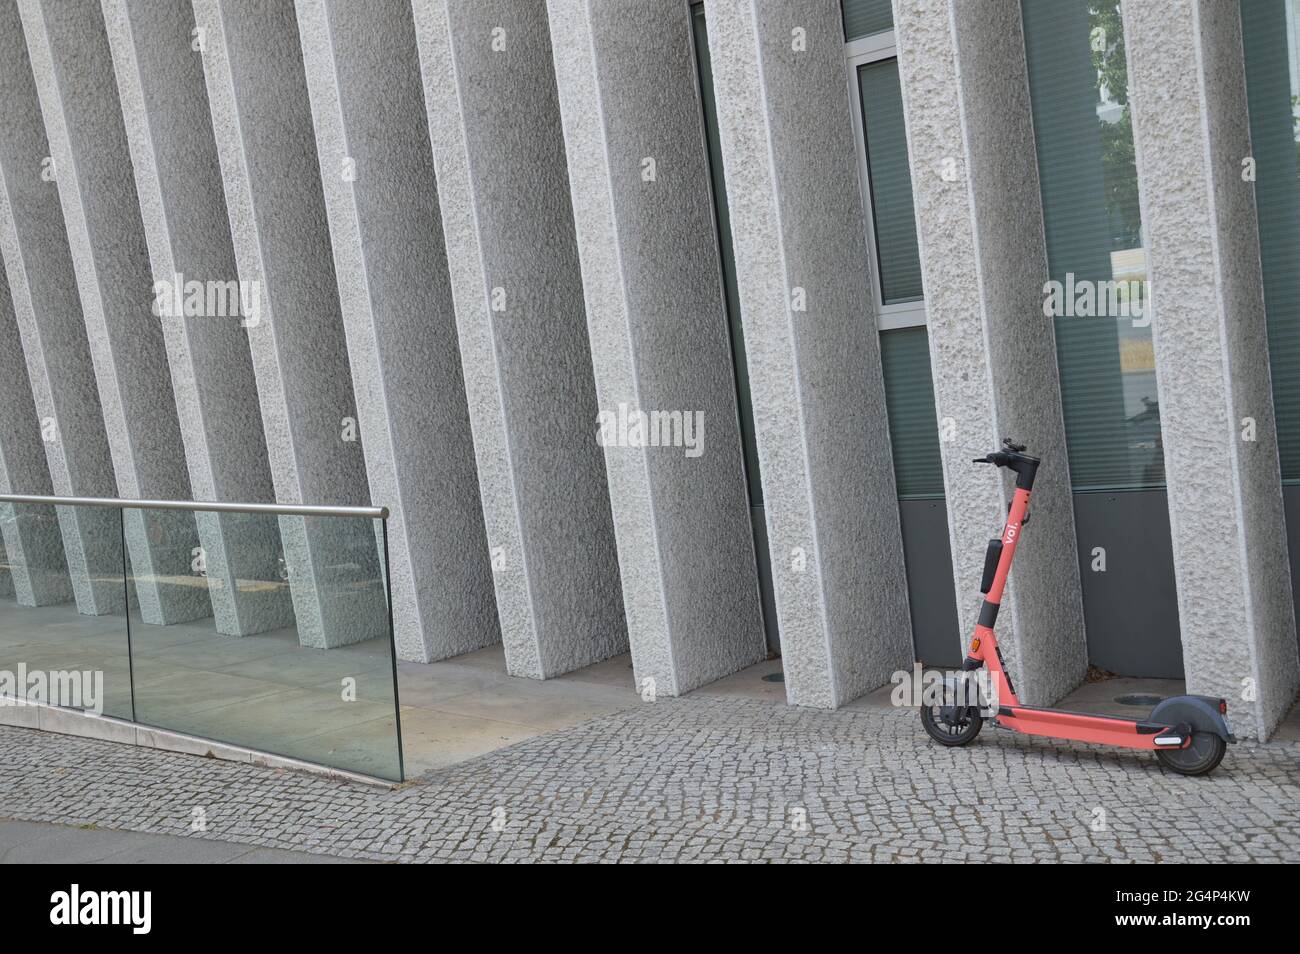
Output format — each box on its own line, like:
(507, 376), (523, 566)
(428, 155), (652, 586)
(0, 503), (133, 719)
(124, 507), (401, 781)
(880, 327), (944, 499)
(1242, 0), (1300, 483)
(842, 0), (894, 41)
(1023, 0), (1163, 490)
(858, 58), (924, 305)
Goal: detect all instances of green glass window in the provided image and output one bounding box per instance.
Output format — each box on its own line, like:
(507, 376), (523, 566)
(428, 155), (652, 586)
(881, 327), (944, 498)
(1242, 0), (1300, 483)
(858, 59), (923, 304)
(1022, 0), (1163, 491)
(854, 48), (937, 495)
(842, 0), (894, 41)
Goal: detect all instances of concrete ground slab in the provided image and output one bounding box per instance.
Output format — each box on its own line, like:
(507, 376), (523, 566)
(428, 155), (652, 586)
(555, 652), (636, 690)
(691, 657), (787, 704)
(380, 708), (540, 777)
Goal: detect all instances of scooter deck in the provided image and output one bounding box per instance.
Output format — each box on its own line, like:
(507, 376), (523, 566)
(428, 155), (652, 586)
(994, 704), (1182, 752)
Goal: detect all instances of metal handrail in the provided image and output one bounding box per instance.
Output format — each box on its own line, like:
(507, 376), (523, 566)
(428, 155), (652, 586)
(0, 493), (388, 520)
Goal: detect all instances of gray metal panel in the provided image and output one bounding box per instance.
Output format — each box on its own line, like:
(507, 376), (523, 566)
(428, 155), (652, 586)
(898, 498), (961, 668)
(748, 505), (779, 655)
(1072, 489), (1183, 679)
(1284, 484), (1300, 651)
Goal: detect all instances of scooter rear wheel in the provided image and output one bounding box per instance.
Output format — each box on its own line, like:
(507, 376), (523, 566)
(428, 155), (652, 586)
(920, 704), (983, 746)
(1156, 732), (1226, 776)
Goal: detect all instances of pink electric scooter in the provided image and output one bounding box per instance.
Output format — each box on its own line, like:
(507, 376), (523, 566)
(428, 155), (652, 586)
(919, 439), (1234, 776)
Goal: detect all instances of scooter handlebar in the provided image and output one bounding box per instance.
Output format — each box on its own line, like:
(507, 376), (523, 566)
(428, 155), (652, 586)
(971, 440), (1040, 491)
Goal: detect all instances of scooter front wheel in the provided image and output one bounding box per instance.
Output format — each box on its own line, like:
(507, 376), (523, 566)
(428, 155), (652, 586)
(1156, 733), (1226, 776)
(920, 704), (983, 746)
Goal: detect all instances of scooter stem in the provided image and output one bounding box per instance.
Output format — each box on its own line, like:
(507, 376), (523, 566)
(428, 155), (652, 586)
(964, 448), (1036, 707)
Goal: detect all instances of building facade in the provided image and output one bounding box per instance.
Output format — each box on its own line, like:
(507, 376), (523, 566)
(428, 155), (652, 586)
(0, 0), (1297, 741)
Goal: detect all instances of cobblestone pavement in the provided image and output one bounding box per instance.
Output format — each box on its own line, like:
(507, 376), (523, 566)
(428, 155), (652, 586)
(0, 696), (1296, 862)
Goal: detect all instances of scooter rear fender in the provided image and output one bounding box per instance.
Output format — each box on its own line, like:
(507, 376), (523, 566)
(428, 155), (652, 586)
(1149, 694), (1236, 744)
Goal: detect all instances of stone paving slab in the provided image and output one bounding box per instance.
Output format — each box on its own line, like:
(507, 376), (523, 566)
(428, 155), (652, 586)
(0, 696), (1296, 863)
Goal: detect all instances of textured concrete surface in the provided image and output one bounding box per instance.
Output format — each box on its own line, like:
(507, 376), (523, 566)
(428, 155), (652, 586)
(1123, 0), (1300, 740)
(0, 266), (71, 607)
(547, 0), (765, 696)
(0, 0), (131, 617)
(703, 0), (912, 707)
(103, 0), (291, 637)
(893, 0), (1087, 705)
(0, 695), (1296, 862)
(413, 0), (628, 679)
(20, 0), (210, 627)
(295, 0), (500, 664)
(0, 545), (12, 600)
(194, 0), (385, 649)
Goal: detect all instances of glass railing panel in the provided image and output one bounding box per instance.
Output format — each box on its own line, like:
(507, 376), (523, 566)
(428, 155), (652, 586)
(123, 506), (401, 781)
(0, 502), (132, 719)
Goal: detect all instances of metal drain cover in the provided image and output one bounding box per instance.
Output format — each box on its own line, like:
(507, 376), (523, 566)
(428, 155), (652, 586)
(1115, 693), (1163, 707)
(761, 672), (785, 683)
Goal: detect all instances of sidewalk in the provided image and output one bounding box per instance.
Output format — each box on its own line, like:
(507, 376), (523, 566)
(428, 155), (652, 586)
(1, 690), (1297, 863)
(0, 818), (362, 864)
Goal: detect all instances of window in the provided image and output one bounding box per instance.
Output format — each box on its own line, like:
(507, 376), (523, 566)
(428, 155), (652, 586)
(842, 0), (894, 42)
(880, 326), (944, 498)
(857, 58), (923, 306)
(846, 28), (937, 498)
(1021, 0), (1163, 491)
(843, 5), (959, 663)
(1242, 0), (1300, 483)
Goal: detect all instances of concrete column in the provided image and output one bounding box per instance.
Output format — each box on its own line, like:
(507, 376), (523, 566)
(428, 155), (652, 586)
(703, 0), (911, 707)
(0, 539), (12, 601)
(101, 0), (292, 637)
(18, 0), (209, 626)
(0, 1), (120, 617)
(889, 0), (1087, 704)
(1123, 0), (1299, 740)
(294, 0), (500, 663)
(545, 0), (765, 695)
(412, 0), (628, 679)
(193, 0), (386, 649)
(0, 266), (72, 607)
